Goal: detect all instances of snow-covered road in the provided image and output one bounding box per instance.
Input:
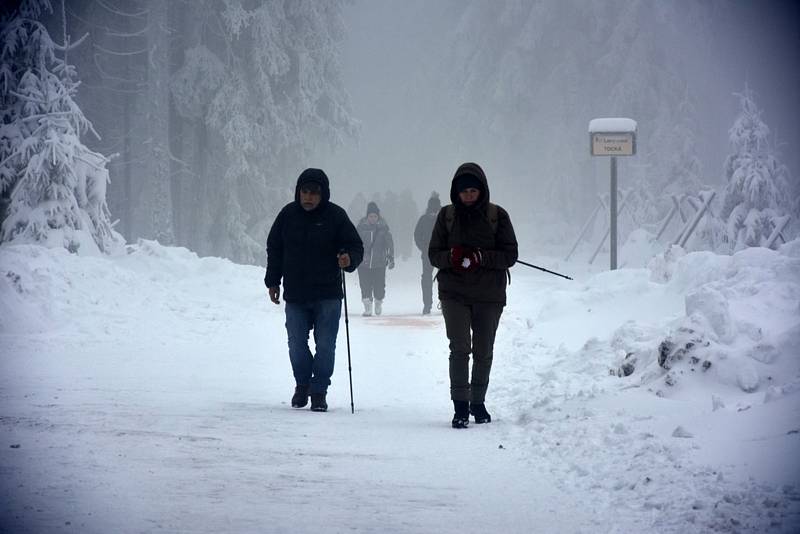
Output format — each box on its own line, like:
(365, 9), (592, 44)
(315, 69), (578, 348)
(1, 241), (798, 532)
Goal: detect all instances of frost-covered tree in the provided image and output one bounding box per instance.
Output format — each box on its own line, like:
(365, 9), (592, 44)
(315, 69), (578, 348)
(662, 90), (704, 198)
(138, 0), (174, 245)
(58, 0), (356, 263)
(720, 86), (791, 250)
(170, 0), (358, 264)
(439, 0), (701, 236)
(0, 0), (121, 253)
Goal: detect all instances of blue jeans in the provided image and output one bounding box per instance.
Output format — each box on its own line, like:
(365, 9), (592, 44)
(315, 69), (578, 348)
(285, 299), (342, 394)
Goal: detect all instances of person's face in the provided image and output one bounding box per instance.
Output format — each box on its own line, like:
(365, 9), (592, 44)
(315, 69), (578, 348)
(367, 213), (379, 224)
(300, 187), (322, 211)
(458, 187), (481, 206)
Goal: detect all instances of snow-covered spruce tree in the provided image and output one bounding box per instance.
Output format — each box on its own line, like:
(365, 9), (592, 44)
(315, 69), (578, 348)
(170, 0), (358, 264)
(661, 89), (727, 252)
(661, 89), (705, 199)
(139, 0), (174, 246)
(0, 0), (121, 253)
(720, 86), (792, 251)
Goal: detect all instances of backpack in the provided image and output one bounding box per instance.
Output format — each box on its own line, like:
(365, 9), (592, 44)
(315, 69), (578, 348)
(445, 202), (499, 235)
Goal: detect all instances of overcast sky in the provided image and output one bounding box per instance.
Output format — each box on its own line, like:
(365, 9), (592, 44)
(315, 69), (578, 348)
(324, 0), (798, 209)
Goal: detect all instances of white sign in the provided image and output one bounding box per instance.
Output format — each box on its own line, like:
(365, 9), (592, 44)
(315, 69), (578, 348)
(591, 132), (636, 156)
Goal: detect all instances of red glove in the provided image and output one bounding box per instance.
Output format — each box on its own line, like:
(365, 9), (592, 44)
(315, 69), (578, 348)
(465, 249), (482, 272)
(450, 246), (467, 270)
(450, 246), (481, 272)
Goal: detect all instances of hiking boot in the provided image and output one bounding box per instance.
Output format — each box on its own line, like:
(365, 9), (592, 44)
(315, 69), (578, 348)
(451, 400), (470, 429)
(291, 385), (309, 408)
(470, 403), (492, 424)
(310, 393), (328, 412)
(374, 299), (383, 316)
(362, 298), (373, 317)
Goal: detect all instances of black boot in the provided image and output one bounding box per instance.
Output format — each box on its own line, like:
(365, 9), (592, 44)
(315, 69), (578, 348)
(470, 403), (491, 424)
(451, 400), (470, 428)
(310, 392), (328, 412)
(291, 385), (309, 408)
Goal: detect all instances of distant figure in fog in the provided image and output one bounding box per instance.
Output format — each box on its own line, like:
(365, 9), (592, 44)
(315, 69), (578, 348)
(414, 191), (441, 315)
(356, 201), (394, 316)
(265, 168), (363, 413)
(428, 163), (518, 429)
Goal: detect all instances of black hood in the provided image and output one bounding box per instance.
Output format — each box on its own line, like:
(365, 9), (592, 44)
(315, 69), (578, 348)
(426, 192), (441, 214)
(294, 168), (331, 205)
(450, 162), (489, 209)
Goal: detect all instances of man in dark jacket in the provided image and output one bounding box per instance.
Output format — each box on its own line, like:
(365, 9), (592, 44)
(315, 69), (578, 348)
(414, 192), (441, 314)
(265, 168), (363, 412)
(428, 163), (518, 428)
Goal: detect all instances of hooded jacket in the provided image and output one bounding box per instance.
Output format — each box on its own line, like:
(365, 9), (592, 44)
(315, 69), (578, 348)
(265, 168), (364, 303)
(428, 163), (518, 304)
(356, 215), (394, 269)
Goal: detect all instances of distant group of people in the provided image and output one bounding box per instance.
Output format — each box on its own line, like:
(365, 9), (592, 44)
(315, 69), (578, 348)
(265, 163), (518, 428)
(355, 191), (442, 318)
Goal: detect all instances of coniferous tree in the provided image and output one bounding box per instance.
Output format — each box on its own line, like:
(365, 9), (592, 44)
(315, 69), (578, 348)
(170, 0), (357, 264)
(0, 0), (121, 253)
(720, 86), (792, 250)
(61, 0), (356, 264)
(139, 0), (174, 245)
(61, 0), (147, 244)
(663, 90), (704, 198)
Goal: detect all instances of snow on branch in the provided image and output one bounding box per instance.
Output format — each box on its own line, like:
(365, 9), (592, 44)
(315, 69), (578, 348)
(0, 0), (122, 254)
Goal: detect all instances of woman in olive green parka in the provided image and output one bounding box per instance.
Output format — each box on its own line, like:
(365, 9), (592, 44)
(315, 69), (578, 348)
(428, 162), (518, 429)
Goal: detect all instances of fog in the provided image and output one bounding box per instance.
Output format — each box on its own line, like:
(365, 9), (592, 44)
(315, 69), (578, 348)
(323, 1), (799, 230)
(53, 0), (798, 263)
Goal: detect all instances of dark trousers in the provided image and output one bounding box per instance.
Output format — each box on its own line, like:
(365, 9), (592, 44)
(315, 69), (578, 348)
(358, 266), (386, 300)
(420, 256), (434, 311)
(441, 300), (504, 403)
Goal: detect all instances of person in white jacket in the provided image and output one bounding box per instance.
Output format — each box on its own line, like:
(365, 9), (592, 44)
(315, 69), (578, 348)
(356, 201), (394, 316)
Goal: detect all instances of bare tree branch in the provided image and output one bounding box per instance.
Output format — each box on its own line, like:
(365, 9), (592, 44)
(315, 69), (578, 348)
(92, 53), (143, 85)
(52, 32), (90, 52)
(96, 0), (148, 19)
(94, 43), (150, 56)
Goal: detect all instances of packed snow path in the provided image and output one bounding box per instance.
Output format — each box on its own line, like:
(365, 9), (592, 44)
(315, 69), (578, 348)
(1, 241), (799, 533)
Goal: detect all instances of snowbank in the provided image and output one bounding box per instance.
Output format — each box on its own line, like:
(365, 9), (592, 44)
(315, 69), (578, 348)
(1, 240), (798, 532)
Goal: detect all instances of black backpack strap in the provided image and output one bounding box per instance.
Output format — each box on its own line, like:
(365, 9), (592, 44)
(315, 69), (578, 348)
(487, 203), (498, 234)
(445, 204), (455, 234)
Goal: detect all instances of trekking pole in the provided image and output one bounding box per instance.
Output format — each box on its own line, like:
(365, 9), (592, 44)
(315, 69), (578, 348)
(516, 259), (573, 280)
(341, 267), (355, 414)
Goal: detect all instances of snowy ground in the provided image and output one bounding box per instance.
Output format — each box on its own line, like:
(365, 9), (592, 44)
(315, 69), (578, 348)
(1, 239), (799, 533)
